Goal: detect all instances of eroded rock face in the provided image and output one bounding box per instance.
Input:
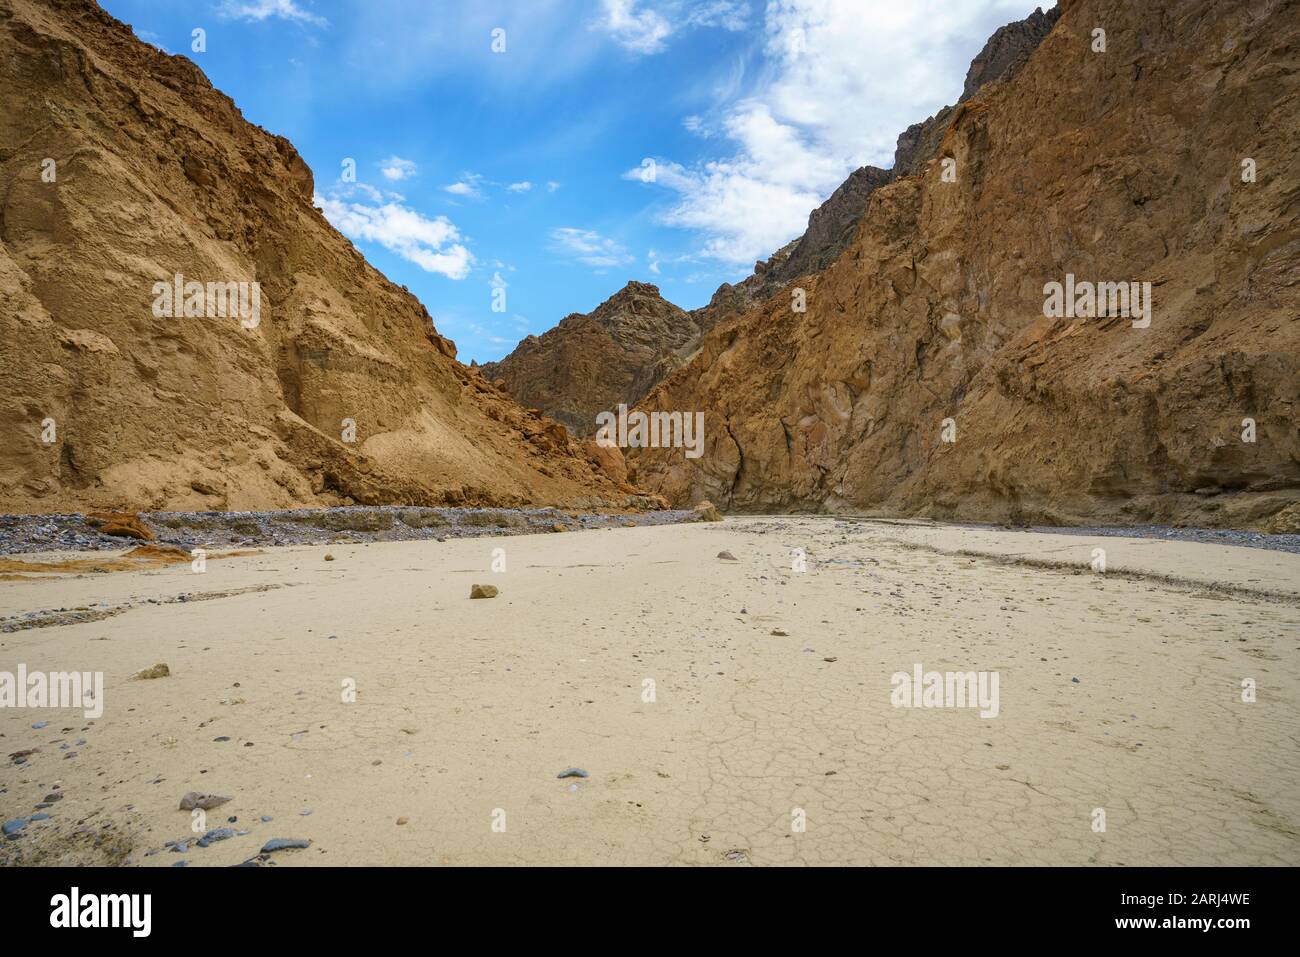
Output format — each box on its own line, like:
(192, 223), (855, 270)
(894, 6), (1061, 177)
(480, 282), (706, 437)
(0, 0), (652, 514)
(483, 8), (1063, 438)
(762, 167), (894, 292)
(629, 0), (1300, 530)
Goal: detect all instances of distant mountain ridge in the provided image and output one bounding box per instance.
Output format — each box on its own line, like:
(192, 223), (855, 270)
(480, 281), (700, 436)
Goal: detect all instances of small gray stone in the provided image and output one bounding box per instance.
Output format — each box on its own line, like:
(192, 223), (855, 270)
(261, 838), (311, 853)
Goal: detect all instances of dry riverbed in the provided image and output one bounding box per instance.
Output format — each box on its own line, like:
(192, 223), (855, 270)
(1, 516), (1297, 866)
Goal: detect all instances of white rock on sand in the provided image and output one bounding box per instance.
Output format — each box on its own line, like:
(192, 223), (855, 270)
(1, 517), (1297, 866)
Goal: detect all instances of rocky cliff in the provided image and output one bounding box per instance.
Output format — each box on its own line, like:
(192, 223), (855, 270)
(485, 7), (1063, 435)
(630, 0), (1300, 532)
(893, 5), (1061, 177)
(480, 281), (704, 437)
(0, 0), (650, 513)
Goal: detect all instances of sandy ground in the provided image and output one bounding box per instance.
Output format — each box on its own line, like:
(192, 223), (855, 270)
(1, 516), (1297, 866)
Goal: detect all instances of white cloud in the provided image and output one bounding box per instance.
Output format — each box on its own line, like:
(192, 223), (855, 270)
(635, 0), (1039, 264)
(598, 0), (672, 54)
(507, 181), (534, 193)
(682, 114), (711, 137)
(216, 0), (327, 27)
(459, 319), (513, 346)
(379, 157), (417, 182)
(685, 1), (751, 31)
(443, 172), (485, 199)
(546, 181), (561, 193)
(596, 0), (748, 55)
(549, 227), (634, 269)
(317, 188), (473, 280)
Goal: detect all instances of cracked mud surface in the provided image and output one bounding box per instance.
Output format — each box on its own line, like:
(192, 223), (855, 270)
(2, 517), (1297, 865)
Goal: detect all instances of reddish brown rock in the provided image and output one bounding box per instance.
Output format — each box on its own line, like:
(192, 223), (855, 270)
(86, 511), (155, 541)
(582, 439), (629, 486)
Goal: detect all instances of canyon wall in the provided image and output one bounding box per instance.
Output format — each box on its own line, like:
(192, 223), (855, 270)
(485, 6), (1063, 441)
(0, 0), (649, 513)
(630, 0), (1300, 531)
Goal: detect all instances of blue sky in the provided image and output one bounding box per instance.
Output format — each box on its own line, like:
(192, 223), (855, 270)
(99, 0), (1046, 363)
